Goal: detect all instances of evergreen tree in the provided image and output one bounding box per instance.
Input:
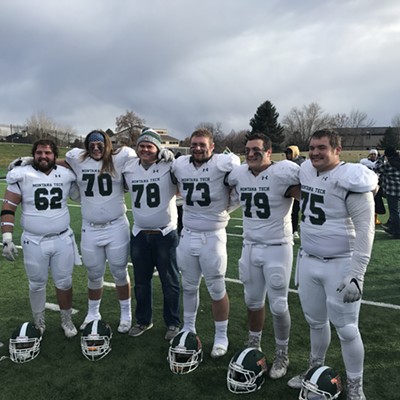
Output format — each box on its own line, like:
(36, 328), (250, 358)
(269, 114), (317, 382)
(379, 127), (399, 150)
(249, 100), (285, 151)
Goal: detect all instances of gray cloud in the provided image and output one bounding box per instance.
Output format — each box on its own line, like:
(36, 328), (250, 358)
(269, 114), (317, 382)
(1, 0), (400, 139)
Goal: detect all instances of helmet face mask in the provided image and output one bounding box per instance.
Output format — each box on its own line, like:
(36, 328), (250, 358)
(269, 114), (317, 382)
(227, 348), (268, 394)
(299, 366), (343, 400)
(168, 331), (202, 374)
(9, 322), (42, 363)
(81, 320), (112, 361)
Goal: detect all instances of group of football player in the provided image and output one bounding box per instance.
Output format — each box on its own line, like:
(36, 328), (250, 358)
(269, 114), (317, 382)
(1, 127), (377, 399)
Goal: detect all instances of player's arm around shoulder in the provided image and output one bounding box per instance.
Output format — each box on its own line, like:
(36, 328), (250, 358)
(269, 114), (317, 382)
(216, 152), (241, 172)
(274, 160), (301, 197)
(171, 154), (189, 175)
(118, 145), (138, 160)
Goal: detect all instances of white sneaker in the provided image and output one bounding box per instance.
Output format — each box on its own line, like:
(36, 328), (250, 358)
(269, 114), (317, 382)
(293, 231), (300, 239)
(62, 320), (78, 338)
(287, 372), (306, 389)
(211, 344), (228, 358)
(80, 313), (101, 331)
(60, 309), (78, 338)
(117, 319), (132, 334)
(269, 349), (289, 379)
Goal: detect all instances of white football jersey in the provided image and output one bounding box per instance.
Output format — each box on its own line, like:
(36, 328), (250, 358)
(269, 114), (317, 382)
(123, 159), (178, 235)
(6, 165), (76, 236)
(228, 160), (300, 244)
(172, 153), (240, 231)
(300, 160), (378, 258)
(66, 146), (136, 223)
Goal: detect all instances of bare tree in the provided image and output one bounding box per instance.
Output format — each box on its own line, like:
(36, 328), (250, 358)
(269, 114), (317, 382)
(390, 113), (400, 143)
(332, 109), (375, 149)
(282, 102), (333, 150)
(26, 111), (75, 145)
(224, 129), (249, 154)
(115, 110), (145, 146)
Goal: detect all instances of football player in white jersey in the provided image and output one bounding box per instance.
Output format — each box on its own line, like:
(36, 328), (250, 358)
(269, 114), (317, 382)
(171, 128), (241, 358)
(1, 140), (80, 338)
(287, 129), (378, 400)
(228, 132), (300, 380)
(122, 129), (180, 341)
(64, 130), (137, 334)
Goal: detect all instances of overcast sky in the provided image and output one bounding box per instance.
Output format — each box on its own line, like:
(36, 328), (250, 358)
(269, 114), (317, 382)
(1, 0), (400, 139)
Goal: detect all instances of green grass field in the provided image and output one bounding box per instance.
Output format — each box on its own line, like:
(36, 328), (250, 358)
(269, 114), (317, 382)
(0, 143), (399, 399)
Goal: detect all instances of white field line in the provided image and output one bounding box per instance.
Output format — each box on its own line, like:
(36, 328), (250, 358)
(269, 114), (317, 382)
(45, 302), (79, 314)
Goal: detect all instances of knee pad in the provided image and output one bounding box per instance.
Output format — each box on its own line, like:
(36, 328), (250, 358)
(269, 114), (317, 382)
(29, 281), (46, 292)
(336, 324), (360, 342)
(110, 264), (129, 286)
(269, 296), (288, 316)
(246, 300), (265, 311)
(86, 264), (105, 282)
(244, 290), (264, 310)
(304, 314), (329, 330)
(206, 276), (226, 301)
(182, 275), (200, 294)
(88, 277), (104, 290)
(55, 276), (72, 291)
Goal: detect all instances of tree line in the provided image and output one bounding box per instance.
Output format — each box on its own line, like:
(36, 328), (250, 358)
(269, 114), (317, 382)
(5, 101), (400, 152)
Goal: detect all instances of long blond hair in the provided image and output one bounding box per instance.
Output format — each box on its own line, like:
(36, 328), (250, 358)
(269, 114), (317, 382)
(81, 130), (120, 176)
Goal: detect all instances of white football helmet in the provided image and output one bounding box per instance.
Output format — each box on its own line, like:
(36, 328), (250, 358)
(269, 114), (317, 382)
(81, 319), (112, 361)
(299, 366), (343, 400)
(168, 331), (203, 374)
(227, 348), (268, 394)
(9, 322), (42, 363)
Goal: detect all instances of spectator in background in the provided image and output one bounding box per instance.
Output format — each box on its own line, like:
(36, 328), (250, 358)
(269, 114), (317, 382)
(284, 146), (305, 239)
(360, 149), (385, 225)
(359, 149), (378, 169)
(374, 146), (400, 238)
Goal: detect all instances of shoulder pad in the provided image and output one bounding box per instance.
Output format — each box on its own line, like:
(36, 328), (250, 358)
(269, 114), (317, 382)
(337, 163), (378, 192)
(271, 160), (300, 184)
(273, 159), (300, 174)
(118, 146), (137, 158)
(216, 153), (241, 172)
(6, 165), (28, 185)
(66, 147), (84, 160)
(171, 155), (189, 173)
